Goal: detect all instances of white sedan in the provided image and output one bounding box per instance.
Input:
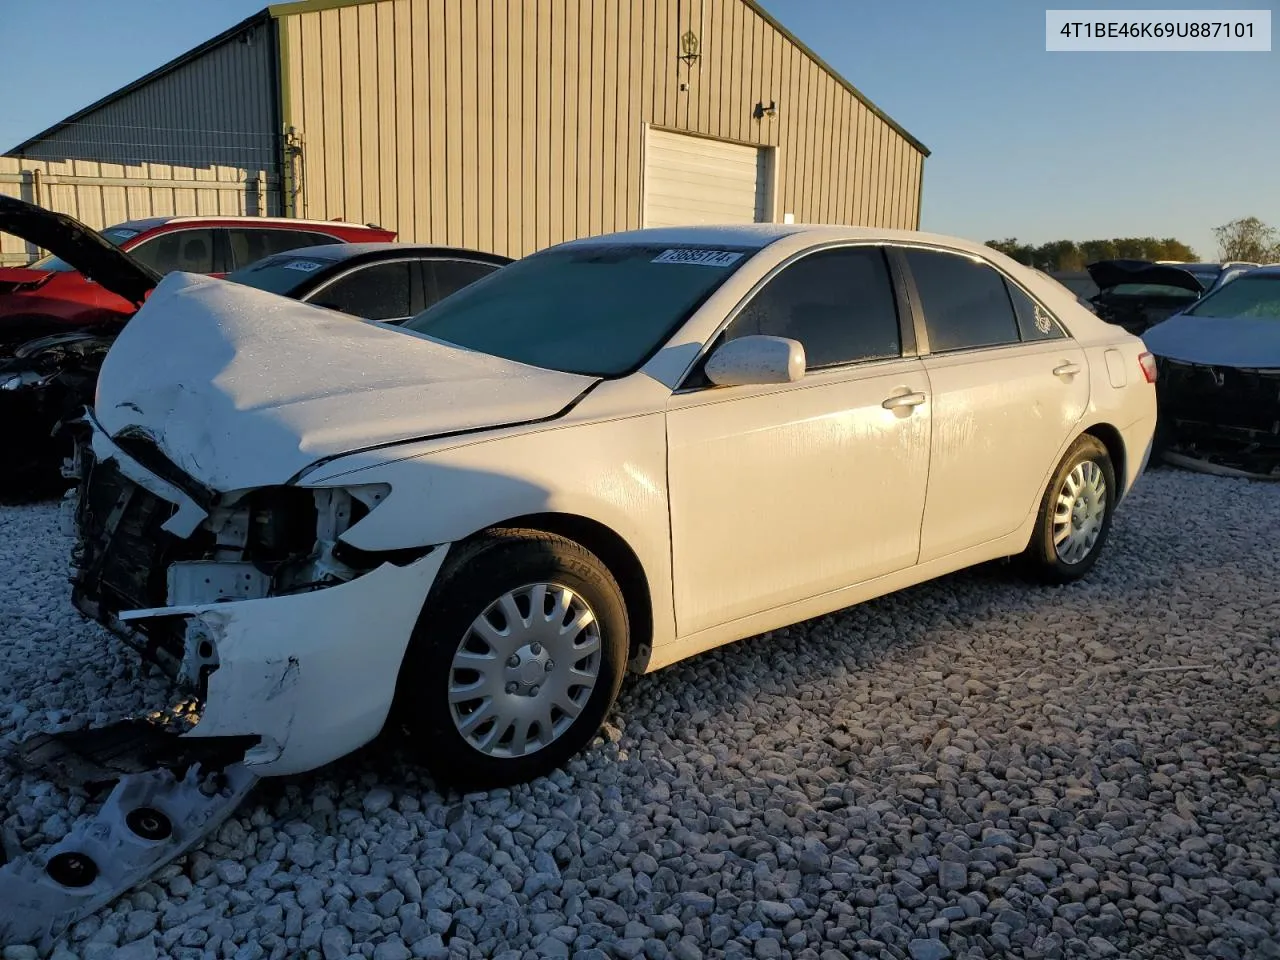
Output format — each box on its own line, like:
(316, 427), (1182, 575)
(71, 224), (1158, 788)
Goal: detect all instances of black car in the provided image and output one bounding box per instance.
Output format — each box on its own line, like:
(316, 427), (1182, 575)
(0, 197), (512, 495)
(223, 242), (511, 324)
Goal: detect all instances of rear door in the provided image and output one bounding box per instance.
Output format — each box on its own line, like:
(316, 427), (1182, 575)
(898, 246), (1090, 563)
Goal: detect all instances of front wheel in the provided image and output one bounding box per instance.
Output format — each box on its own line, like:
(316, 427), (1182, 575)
(1021, 434), (1116, 585)
(396, 529), (629, 790)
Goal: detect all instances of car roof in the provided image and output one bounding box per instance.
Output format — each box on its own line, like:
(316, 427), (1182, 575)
(111, 215), (387, 233)
(251, 242), (512, 265)
(556, 223), (1008, 259)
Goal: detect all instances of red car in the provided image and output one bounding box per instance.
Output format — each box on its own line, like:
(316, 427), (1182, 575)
(0, 215), (395, 350)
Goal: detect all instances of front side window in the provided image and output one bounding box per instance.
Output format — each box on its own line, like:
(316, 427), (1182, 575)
(401, 243), (754, 377)
(721, 246), (902, 368)
(308, 261), (413, 320)
(1006, 281), (1066, 342)
(127, 229), (216, 275)
(905, 248), (1020, 352)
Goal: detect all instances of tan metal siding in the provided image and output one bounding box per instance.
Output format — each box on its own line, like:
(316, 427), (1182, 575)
(0, 157), (267, 265)
(278, 0), (924, 256)
(13, 22), (278, 186)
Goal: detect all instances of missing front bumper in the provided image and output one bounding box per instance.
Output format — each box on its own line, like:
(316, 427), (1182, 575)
(1156, 360), (1280, 479)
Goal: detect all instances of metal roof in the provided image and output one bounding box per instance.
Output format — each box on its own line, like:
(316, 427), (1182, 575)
(5, 10), (273, 157)
(9, 0), (928, 160)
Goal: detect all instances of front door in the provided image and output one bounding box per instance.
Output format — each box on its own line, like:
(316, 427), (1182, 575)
(666, 244), (932, 636)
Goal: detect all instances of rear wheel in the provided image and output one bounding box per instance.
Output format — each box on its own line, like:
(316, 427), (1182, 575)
(396, 529), (628, 790)
(1022, 434), (1116, 584)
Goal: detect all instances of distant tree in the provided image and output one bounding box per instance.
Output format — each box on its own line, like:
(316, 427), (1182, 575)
(1034, 240), (1083, 272)
(988, 236), (1200, 269)
(985, 238), (1035, 265)
(1152, 238), (1197, 262)
(1214, 217), (1280, 263)
(1079, 239), (1119, 263)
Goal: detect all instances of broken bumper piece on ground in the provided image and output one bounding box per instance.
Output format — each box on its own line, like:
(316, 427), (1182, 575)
(0, 717), (257, 949)
(1156, 360), (1280, 479)
(69, 414), (449, 777)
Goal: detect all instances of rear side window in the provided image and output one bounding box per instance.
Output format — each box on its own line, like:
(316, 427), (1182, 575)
(128, 229), (216, 275)
(428, 259), (502, 304)
(723, 246), (901, 369)
(1006, 281), (1065, 341)
(905, 249), (1020, 352)
(308, 261), (412, 320)
(227, 228), (343, 269)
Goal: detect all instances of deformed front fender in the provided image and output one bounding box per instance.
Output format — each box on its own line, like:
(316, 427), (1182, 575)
(302, 411), (678, 652)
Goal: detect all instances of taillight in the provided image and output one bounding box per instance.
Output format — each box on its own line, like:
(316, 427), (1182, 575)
(1138, 351), (1158, 383)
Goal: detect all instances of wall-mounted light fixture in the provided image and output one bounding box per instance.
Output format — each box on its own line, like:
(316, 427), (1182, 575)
(753, 100), (777, 121)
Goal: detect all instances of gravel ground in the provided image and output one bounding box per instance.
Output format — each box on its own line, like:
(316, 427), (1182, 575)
(1, 467), (1278, 960)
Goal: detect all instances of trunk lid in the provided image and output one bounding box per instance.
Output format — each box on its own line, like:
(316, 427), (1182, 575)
(96, 272), (600, 491)
(1086, 259), (1206, 295)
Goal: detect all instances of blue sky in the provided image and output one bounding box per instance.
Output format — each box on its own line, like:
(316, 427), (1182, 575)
(2, 0), (1276, 259)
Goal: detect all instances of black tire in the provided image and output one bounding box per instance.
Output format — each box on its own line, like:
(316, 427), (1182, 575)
(1021, 434), (1117, 585)
(395, 528), (629, 790)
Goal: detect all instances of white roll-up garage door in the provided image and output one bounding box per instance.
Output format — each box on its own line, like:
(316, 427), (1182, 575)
(643, 128), (772, 228)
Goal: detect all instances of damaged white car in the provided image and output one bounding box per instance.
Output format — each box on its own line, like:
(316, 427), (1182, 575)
(66, 225), (1159, 792)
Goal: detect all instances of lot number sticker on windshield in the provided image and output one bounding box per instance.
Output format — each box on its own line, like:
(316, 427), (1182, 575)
(284, 260), (323, 272)
(651, 248), (744, 267)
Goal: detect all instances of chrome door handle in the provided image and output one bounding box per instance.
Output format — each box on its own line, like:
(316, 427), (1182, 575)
(1053, 361), (1082, 377)
(882, 391), (927, 410)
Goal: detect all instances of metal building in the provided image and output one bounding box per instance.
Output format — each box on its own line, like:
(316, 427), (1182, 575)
(6, 0), (929, 258)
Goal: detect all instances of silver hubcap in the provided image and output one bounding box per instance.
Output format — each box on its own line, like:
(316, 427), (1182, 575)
(1053, 459), (1107, 564)
(448, 582), (601, 758)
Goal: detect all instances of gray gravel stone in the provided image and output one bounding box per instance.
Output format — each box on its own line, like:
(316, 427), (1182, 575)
(2, 472), (1279, 960)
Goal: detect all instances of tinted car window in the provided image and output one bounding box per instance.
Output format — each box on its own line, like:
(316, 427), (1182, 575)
(429, 259), (502, 304)
(227, 227), (343, 269)
(127, 229), (217, 275)
(905, 249), (1020, 352)
(1006, 281), (1065, 341)
(723, 246), (901, 369)
(309, 261), (412, 320)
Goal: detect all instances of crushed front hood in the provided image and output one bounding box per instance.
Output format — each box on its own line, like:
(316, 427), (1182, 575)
(1143, 314), (1280, 368)
(0, 195), (159, 305)
(96, 273), (599, 491)
(1086, 259), (1206, 295)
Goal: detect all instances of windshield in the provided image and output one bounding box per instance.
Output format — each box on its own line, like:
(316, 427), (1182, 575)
(1186, 274), (1280, 319)
(28, 226), (141, 272)
(225, 255), (333, 296)
(399, 242), (755, 376)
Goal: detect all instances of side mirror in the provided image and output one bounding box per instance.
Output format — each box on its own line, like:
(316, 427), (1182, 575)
(704, 335), (805, 387)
